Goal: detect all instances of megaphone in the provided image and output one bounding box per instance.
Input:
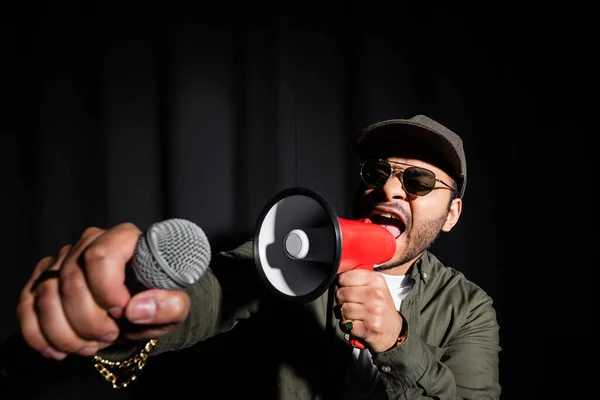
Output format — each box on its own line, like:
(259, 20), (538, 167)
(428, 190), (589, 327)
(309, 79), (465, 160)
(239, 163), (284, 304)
(253, 186), (396, 304)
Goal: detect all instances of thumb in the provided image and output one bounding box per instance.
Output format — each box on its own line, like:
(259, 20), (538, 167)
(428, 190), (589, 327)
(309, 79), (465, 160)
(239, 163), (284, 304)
(125, 289), (191, 326)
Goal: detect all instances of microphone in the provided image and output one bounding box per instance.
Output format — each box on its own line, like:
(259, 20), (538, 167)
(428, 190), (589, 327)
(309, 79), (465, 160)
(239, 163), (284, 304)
(126, 218), (211, 292)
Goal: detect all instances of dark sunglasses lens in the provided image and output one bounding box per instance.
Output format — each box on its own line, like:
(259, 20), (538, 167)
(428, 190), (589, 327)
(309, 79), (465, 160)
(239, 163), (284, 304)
(403, 167), (436, 195)
(361, 160), (391, 186)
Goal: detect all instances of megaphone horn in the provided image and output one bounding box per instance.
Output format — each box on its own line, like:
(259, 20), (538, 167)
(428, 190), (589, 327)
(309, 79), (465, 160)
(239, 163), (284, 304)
(253, 186), (396, 303)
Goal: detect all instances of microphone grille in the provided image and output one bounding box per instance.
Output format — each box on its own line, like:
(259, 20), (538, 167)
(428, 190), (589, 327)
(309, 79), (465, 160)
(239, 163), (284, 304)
(132, 218), (211, 290)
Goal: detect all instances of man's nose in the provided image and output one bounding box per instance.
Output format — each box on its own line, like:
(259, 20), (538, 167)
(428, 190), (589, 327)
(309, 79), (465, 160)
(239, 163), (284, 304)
(381, 174), (407, 201)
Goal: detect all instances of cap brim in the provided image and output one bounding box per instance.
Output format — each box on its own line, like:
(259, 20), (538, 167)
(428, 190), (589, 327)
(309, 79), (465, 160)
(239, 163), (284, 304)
(355, 120), (462, 185)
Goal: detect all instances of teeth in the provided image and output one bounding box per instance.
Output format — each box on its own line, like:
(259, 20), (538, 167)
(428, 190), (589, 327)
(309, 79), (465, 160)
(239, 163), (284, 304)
(376, 212), (399, 220)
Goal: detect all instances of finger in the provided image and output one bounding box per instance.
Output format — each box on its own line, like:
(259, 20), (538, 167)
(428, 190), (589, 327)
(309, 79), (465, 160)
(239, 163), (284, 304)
(120, 289), (191, 342)
(56, 228), (122, 340)
(336, 285), (373, 305)
(340, 319), (365, 338)
(34, 243), (109, 355)
(17, 255), (66, 359)
(337, 268), (379, 288)
(18, 244), (93, 357)
(21, 244), (71, 295)
(340, 319), (368, 350)
(337, 301), (367, 323)
(125, 289), (191, 325)
(35, 276), (101, 355)
(340, 318), (356, 333)
(60, 261), (122, 344)
(337, 271), (390, 306)
(66, 223), (142, 317)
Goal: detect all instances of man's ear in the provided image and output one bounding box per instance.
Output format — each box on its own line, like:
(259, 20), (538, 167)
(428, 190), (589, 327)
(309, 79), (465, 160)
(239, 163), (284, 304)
(442, 198), (462, 232)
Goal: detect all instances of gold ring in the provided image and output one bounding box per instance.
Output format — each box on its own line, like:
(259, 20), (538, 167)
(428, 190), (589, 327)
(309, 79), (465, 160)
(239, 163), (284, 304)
(31, 270), (61, 293)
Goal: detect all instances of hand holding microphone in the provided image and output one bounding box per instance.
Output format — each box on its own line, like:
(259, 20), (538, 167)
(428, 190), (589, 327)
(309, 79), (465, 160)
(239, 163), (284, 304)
(17, 219), (211, 360)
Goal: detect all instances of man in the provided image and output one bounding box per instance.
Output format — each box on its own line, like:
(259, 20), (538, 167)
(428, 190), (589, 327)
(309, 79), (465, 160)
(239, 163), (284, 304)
(16, 114), (501, 399)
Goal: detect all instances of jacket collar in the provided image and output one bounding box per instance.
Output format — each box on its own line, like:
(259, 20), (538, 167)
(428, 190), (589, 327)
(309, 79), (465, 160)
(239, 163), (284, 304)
(408, 250), (434, 284)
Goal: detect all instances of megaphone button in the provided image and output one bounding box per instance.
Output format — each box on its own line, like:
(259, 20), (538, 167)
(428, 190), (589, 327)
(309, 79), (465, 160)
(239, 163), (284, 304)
(284, 229), (310, 259)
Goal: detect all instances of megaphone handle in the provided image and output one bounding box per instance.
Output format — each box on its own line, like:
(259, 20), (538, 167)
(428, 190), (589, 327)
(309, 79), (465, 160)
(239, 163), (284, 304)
(347, 263), (373, 350)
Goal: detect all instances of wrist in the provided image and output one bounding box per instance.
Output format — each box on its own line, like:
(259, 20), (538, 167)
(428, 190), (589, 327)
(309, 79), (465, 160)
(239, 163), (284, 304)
(387, 313), (408, 351)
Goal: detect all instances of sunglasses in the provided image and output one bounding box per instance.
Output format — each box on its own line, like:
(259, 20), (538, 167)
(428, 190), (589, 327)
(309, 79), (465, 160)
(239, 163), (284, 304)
(359, 159), (455, 196)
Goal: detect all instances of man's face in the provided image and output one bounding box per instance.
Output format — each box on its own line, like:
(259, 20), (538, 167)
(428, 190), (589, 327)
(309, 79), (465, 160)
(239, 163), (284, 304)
(357, 156), (462, 271)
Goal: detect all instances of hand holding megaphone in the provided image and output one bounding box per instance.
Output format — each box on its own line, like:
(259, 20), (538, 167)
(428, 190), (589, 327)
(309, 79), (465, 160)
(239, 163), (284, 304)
(253, 187), (396, 349)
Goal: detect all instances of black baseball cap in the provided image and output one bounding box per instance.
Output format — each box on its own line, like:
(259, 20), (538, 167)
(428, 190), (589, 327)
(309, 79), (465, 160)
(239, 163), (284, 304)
(354, 114), (467, 198)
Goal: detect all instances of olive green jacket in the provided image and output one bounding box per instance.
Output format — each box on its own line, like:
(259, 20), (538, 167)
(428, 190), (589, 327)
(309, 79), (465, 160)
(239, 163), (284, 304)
(101, 240), (501, 399)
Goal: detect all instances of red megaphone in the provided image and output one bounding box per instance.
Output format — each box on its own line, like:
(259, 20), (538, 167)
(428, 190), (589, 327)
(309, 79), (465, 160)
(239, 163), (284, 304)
(254, 187), (396, 349)
(336, 217), (396, 273)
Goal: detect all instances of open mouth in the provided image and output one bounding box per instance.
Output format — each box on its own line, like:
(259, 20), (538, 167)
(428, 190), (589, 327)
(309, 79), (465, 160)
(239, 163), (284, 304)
(368, 212), (405, 239)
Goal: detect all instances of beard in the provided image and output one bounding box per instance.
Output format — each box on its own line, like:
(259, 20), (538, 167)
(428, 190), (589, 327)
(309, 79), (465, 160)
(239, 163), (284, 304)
(374, 212), (448, 272)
